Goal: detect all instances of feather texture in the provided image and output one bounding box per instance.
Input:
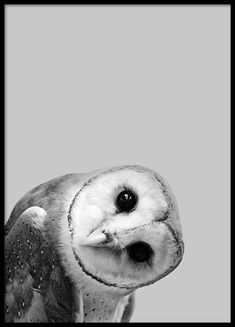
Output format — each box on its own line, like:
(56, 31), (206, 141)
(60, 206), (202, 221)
(5, 207), (83, 322)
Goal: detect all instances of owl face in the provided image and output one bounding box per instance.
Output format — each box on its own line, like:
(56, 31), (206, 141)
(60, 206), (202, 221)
(68, 166), (184, 291)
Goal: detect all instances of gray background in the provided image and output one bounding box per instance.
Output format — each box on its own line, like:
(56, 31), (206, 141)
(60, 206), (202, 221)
(6, 5), (230, 322)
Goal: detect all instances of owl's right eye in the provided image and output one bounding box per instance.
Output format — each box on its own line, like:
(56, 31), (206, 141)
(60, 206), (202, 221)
(116, 189), (137, 213)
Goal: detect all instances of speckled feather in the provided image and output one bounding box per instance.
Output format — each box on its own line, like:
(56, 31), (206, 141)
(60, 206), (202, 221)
(5, 207), (81, 322)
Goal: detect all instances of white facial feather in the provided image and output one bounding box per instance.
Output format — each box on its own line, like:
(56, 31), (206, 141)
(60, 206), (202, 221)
(62, 166), (184, 293)
(71, 169), (168, 242)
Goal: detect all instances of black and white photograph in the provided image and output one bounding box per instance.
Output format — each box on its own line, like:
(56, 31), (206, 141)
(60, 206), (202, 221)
(4, 4), (230, 323)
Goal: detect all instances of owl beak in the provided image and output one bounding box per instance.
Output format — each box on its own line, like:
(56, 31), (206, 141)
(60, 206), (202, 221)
(82, 228), (113, 247)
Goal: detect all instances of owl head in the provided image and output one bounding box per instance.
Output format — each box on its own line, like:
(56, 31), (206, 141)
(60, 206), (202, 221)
(61, 165), (184, 294)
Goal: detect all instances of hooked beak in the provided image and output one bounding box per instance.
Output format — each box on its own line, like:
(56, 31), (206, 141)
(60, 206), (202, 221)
(81, 228), (116, 247)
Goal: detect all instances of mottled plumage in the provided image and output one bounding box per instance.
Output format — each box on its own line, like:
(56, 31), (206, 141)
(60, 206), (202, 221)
(5, 165), (184, 322)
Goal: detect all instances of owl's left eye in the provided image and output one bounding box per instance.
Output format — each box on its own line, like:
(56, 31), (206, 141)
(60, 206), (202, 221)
(116, 189), (137, 213)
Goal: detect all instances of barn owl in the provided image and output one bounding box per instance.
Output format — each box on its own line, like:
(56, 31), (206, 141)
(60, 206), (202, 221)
(5, 165), (184, 322)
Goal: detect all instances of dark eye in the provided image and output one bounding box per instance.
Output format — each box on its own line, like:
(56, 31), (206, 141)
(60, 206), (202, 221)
(126, 241), (154, 263)
(116, 190), (137, 213)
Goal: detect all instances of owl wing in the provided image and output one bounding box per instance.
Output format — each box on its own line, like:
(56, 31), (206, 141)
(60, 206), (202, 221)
(5, 206), (82, 323)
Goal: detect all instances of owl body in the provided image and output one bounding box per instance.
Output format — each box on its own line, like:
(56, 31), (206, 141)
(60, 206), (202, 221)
(5, 165), (184, 322)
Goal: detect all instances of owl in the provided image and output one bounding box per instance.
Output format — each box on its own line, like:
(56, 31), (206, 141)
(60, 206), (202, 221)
(5, 165), (184, 322)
